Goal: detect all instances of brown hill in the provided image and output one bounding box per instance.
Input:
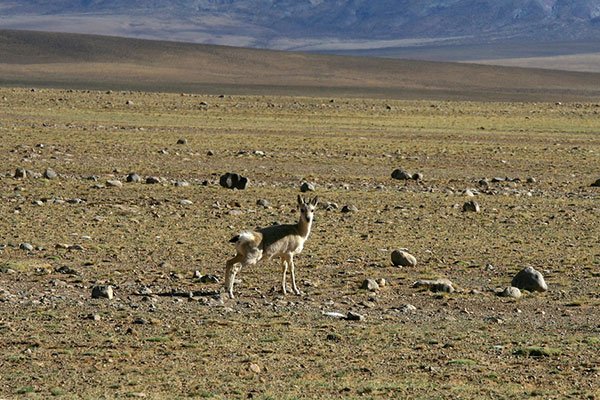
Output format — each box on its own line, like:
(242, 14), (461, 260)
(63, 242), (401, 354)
(2, 29), (600, 101)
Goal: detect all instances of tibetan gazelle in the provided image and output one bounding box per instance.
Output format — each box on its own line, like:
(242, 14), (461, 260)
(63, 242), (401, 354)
(225, 195), (318, 299)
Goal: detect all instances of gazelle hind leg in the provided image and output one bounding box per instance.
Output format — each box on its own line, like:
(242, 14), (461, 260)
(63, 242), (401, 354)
(281, 256), (288, 295)
(225, 254), (244, 299)
(286, 254), (301, 295)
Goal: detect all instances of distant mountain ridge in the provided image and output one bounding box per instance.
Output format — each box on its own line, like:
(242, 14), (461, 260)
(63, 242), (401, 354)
(2, 0), (600, 50)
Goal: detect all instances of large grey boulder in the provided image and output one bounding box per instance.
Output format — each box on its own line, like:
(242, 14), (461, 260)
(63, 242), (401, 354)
(511, 267), (548, 292)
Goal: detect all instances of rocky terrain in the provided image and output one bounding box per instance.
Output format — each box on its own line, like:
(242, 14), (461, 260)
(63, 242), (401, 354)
(0, 87), (599, 398)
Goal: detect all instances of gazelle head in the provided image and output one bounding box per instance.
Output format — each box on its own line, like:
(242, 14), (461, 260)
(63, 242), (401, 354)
(298, 195), (318, 224)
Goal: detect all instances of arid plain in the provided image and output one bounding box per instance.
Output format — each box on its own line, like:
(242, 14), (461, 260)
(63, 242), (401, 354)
(1, 85), (599, 399)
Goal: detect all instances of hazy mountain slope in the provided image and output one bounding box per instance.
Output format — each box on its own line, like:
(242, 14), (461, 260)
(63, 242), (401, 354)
(2, 30), (600, 102)
(1, 0), (600, 49)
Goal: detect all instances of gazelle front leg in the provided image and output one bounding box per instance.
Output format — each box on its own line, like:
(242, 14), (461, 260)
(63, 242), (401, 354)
(286, 254), (301, 295)
(281, 256), (289, 295)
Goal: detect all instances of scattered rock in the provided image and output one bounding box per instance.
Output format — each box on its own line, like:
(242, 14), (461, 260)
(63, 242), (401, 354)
(200, 274), (219, 284)
(511, 266), (548, 292)
(391, 169), (412, 180)
(219, 173), (249, 190)
(463, 200), (480, 212)
(175, 181), (189, 187)
(391, 250), (417, 267)
(176, 138), (188, 145)
(412, 172), (423, 181)
(591, 178), (600, 187)
(377, 278), (386, 287)
(14, 168), (26, 179)
(413, 278), (455, 293)
(248, 363), (261, 373)
(323, 312), (346, 318)
(193, 270), (202, 279)
(146, 176), (161, 184)
(345, 311), (365, 321)
(361, 279), (379, 291)
(91, 285), (114, 300)
(125, 100), (134, 105)
(106, 180), (123, 188)
(401, 304), (417, 313)
(256, 199), (271, 208)
(20, 243), (34, 251)
(341, 205), (358, 213)
(55, 266), (79, 275)
(44, 168), (57, 179)
(300, 182), (315, 192)
(126, 173), (141, 183)
(500, 286), (522, 299)
(527, 177), (537, 184)
(179, 200), (193, 206)
(87, 314), (101, 321)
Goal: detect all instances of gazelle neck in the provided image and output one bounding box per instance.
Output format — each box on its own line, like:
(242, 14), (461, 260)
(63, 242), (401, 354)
(297, 214), (312, 239)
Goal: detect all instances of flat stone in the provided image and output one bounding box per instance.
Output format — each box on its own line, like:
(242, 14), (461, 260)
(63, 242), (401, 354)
(413, 278), (455, 293)
(500, 286), (522, 299)
(106, 180), (123, 188)
(391, 250), (417, 267)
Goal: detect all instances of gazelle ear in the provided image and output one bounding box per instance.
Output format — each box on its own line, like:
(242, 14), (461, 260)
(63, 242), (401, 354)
(297, 195), (304, 206)
(311, 196), (319, 206)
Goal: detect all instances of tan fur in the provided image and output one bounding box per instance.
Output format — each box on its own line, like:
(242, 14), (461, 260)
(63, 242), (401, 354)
(225, 196), (318, 299)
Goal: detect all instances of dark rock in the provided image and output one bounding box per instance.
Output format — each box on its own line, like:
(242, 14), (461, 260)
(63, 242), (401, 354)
(14, 168), (26, 179)
(591, 179), (600, 187)
(341, 205), (358, 213)
(176, 138), (188, 145)
(219, 173), (249, 190)
(300, 182), (315, 192)
(391, 169), (412, 180)
(463, 201), (480, 212)
(511, 267), (548, 292)
(146, 176), (161, 184)
(91, 285), (113, 299)
(345, 312), (365, 321)
(126, 173), (141, 183)
(200, 274), (219, 284)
